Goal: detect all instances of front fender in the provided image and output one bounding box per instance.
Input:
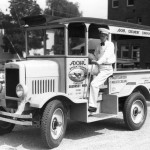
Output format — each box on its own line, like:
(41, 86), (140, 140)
(29, 92), (87, 108)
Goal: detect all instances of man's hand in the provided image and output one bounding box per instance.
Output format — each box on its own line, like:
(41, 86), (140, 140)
(91, 60), (99, 65)
(88, 53), (96, 60)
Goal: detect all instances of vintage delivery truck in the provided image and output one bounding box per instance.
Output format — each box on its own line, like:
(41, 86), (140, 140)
(0, 15), (150, 148)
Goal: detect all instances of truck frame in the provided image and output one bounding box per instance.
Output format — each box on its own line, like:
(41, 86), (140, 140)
(0, 15), (150, 149)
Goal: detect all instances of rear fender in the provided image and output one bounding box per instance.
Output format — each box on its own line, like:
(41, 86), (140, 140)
(118, 84), (137, 97)
(118, 84), (150, 101)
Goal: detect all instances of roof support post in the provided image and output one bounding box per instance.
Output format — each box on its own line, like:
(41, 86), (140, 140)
(25, 30), (28, 55)
(85, 23), (90, 56)
(64, 24), (69, 56)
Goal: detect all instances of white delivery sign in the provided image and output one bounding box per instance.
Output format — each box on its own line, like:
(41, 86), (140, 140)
(109, 26), (150, 37)
(66, 58), (88, 98)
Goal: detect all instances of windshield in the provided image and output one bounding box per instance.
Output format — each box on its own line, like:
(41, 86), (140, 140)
(27, 27), (65, 56)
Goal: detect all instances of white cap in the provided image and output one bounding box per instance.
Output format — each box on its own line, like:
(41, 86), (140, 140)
(98, 28), (110, 34)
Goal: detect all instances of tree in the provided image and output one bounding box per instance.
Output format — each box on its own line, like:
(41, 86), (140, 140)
(9, 0), (42, 24)
(44, 0), (82, 17)
(1, 0), (43, 56)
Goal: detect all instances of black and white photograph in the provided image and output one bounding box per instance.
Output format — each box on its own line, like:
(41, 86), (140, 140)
(0, 0), (150, 149)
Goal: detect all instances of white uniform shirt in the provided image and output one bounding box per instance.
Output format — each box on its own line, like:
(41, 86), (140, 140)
(94, 40), (116, 65)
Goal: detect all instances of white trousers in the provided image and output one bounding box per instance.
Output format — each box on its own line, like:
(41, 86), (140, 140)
(89, 66), (113, 108)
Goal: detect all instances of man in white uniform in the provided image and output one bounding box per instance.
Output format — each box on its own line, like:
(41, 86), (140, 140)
(88, 27), (116, 112)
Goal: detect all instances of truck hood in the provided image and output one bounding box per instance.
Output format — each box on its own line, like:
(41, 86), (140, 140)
(6, 60), (59, 78)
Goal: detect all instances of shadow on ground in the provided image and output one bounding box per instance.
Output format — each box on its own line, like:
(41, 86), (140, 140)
(0, 116), (126, 150)
(65, 117), (126, 140)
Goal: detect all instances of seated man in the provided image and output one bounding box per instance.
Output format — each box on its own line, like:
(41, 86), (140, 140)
(88, 27), (116, 112)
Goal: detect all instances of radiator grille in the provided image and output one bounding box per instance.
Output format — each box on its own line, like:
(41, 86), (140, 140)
(6, 68), (19, 97)
(32, 79), (55, 94)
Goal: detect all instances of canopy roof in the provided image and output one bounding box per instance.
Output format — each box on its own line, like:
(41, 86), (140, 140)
(22, 15), (150, 31)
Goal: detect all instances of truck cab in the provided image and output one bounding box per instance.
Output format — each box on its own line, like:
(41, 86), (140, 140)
(0, 15), (149, 149)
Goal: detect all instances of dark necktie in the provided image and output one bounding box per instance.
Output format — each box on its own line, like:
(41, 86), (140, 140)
(101, 42), (105, 46)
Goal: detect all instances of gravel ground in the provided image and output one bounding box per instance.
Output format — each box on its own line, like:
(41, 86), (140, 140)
(0, 102), (150, 150)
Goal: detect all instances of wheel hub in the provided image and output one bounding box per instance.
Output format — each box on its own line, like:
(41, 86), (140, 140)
(131, 100), (144, 124)
(52, 118), (58, 130)
(51, 108), (64, 140)
(133, 107), (140, 116)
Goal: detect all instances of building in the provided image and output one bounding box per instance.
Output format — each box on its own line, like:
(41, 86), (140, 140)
(108, 0), (150, 68)
(108, 0), (150, 25)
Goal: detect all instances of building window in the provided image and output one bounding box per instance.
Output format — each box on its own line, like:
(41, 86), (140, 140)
(137, 17), (142, 24)
(112, 0), (119, 8)
(121, 45), (129, 58)
(3, 49), (9, 53)
(127, 0), (134, 6)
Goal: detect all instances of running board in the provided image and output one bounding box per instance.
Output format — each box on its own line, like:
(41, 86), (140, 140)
(87, 113), (117, 123)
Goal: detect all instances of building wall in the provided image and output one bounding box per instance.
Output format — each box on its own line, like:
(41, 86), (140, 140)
(108, 0), (150, 26)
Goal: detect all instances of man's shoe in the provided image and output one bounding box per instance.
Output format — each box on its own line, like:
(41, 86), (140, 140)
(88, 106), (97, 112)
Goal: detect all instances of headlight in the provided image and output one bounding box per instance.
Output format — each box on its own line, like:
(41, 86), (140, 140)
(16, 84), (28, 98)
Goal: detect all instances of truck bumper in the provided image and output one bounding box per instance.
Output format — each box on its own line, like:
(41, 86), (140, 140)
(0, 111), (32, 126)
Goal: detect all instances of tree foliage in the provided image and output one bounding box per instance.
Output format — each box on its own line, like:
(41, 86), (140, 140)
(44, 0), (82, 17)
(9, 0), (42, 24)
(1, 0), (42, 56)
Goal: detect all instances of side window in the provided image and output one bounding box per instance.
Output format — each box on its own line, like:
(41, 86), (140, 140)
(68, 23), (86, 56)
(27, 28), (65, 56)
(46, 28), (65, 55)
(27, 29), (45, 56)
(68, 37), (85, 56)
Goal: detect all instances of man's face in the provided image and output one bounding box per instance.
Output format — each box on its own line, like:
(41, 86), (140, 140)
(99, 33), (108, 43)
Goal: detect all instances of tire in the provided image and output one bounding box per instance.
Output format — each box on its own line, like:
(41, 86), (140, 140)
(0, 107), (15, 135)
(41, 100), (67, 149)
(123, 92), (147, 131)
(0, 121), (15, 135)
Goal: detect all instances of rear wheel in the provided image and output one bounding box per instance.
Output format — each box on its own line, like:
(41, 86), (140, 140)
(123, 92), (147, 130)
(41, 100), (67, 149)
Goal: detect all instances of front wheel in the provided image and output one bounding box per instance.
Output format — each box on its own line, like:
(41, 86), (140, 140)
(0, 107), (15, 135)
(123, 92), (147, 131)
(0, 121), (15, 135)
(41, 100), (67, 149)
